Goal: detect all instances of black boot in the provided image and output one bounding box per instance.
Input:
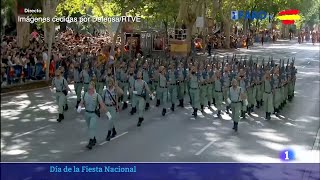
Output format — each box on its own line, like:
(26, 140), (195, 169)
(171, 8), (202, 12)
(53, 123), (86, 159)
(86, 139), (94, 149)
(130, 107), (136, 115)
(122, 102), (128, 110)
(57, 114), (63, 122)
(64, 104), (68, 111)
(76, 100), (80, 109)
(178, 100), (183, 107)
(217, 110), (221, 117)
(201, 105), (204, 113)
(128, 95), (131, 100)
(208, 101), (211, 107)
(111, 127), (117, 138)
(226, 106), (230, 114)
(162, 108), (166, 116)
(213, 98), (216, 106)
(266, 112), (268, 120)
(137, 117), (144, 127)
(171, 104), (175, 111)
(241, 111), (246, 118)
(234, 122), (238, 132)
(106, 130), (111, 141)
(256, 101), (260, 108)
(232, 122), (236, 130)
(251, 105), (254, 113)
(267, 112), (271, 120)
(247, 106), (252, 115)
(93, 137), (97, 145)
(156, 99), (160, 107)
(145, 103), (150, 110)
(194, 108), (198, 118)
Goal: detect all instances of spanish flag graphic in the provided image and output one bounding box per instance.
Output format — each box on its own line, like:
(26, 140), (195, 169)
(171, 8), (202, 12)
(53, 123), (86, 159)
(276, 9), (301, 25)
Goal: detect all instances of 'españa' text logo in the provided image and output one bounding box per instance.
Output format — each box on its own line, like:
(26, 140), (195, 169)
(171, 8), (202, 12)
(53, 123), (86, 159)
(276, 9), (301, 25)
(231, 10), (273, 20)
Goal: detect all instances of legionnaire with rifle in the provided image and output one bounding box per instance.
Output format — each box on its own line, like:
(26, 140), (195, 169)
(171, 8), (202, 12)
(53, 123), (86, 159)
(288, 60), (297, 101)
(73, 61), (83, 109)
(256, 63), (264, 109)
(188, 66), (201, 118)
(78, 81), (106, 150)
(273, 66), (281, 115)
(214, 66), (224, 117)
(263, 70), (274, 120)
(132, 71), (152, 127)
(95, 63), (105, 96)
(227, 79), (246, 132)
(223, 65), (231, 114)
(128, 67), (135, 107)
(238, 69), (248, 118)
(51, 69), (72, 122)
(118, 62), (130, 110)
(158, 66), (169, 116)
(142, 62), (151, 110)
(207, 64), (214, 107)
(168, 64), (178, 111)
(177, 62), (186, 107)
(199, 64), (208, 113)
(153, 61), (161, 107)
(80, 63), (93, 93)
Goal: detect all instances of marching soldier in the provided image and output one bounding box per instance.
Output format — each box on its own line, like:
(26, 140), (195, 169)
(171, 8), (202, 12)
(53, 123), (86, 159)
(80, 63), (92, 93)
(248, 67), (257, 114)
(207, 65), (214, 107)
(118, 62), (129, 110)
(199, 65), (208, 112)
(73, 62), (83, 108)
(51, 69), (71, 122)
(128, 67), (135, 106)
(103, 79), (123, 141)
(238, 69), (248, 118)
(132, 71), (152, 126)
(263, 70), (274, 120)
(168, 64), (178, 111)
(273, 66), (281, 114)
(214, 68), (224, 117)
(256, 65), (263, 108)
(188, 66), (200, 118)
(227, 79), (246, 132)
(288, 62), (297, 101)
(177, 62), (186, 107)
(158, 66), (169, 116)
(78, 82), (106, 150)
(153, 62), (161, 107)
(223, 66), (231, 114)
(58, 66), (69, 111)
(142, 62), (151, 110)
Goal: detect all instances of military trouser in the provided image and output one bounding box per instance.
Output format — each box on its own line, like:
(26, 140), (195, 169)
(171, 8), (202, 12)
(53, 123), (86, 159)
(214, 91), (223, 111)
(133, 95), (146, 118)
(251, 85), (257, 106)
(189, 87), (200, 109)
(178, 81), (185, 100)
(119, 82), (129, 103)
(200, 85), (207, 106)
(74, 82), (83, 101)
(231, 102), (241, 122)
(247, 87), (255, 107)
(55, 92), (66, 114)
(212, 83), (216, 102)
(154, 81), (160, 99)
(273, 88), (281, 109)
(158, 87), (168, 109)
(256, 84), (263, 102)
(84, 111), (98, 139)
(223, 87), (230, 106)
(96, 81), (104, 96)
(288, 81), (294, 97)
(263, 92), (274, 113)
(284, 84), (288, 101)
(168, 84), (177, 104)
(83, 83), (90, 93)
(242, 92), (248, 111)
(106, 105), (117, 131)
(207, 83), (213, 104)
(145, 83), (152, 104)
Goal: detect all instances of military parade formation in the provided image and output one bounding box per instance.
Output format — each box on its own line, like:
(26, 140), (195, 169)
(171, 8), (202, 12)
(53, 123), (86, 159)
(50, 54), (297, 150)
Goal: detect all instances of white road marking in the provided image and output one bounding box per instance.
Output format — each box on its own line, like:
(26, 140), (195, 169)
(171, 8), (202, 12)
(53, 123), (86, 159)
(195, 141), (215, 156)
(12, 125), (51, 139)
(99, 131), (128, 145)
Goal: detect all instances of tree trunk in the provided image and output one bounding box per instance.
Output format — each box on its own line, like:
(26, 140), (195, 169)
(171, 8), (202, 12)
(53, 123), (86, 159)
(16, 15), (30, 48)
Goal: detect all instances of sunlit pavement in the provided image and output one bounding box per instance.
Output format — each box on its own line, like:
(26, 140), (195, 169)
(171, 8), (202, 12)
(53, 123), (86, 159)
(1, 40), (319, 163)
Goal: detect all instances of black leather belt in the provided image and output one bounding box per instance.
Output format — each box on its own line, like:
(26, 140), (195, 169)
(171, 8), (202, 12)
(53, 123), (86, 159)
(86, 110), (95, 113)
(75, 81), (82, 83)
(215, 90), (222, 92)
(84, 82), (89, 84)
(170, 83), (177, 85)
(232, 101), (241, 103)
(201, 84), (206, 86)
(56, 90), (61, 92)
(265, 92), (271, 94)
(190, 87), (198, 89)
(106, 104), (114, 107)
(160, 86), (167, 88)
(98, 80), (105, 82)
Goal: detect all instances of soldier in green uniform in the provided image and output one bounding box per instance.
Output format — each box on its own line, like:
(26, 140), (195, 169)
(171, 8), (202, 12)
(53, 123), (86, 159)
(214, 69), (223, 117)
(153, 62), (161, 107)
(199, 65), (208, 112)
(78, 82), (106, 149)
(118, 62), (129, 110)
(80, 63), (92, 93)
(142, 63), (151, 110)
(272, 67), (281, 114)
(51, 70), (71, 122)
(102, 79), (123, 141)
(177, 62), (186, 107)
(132, 71), (152, 126)
(128, 67), (135, 107)
(238, 69), (248, 118)
(188, 66), (201, 118)
(73, 62), (83, 108)
(227, 79), (245, 132)
(263, 70), (274, 120)
(168, 64), (178, 111)
(223, 67), (231, 114)
(158, 66), (169, 116)
(288, 62), (297, 101)
(207, 65), (214, 107)
(256, 65), (263, 108)
(58, 66), (69, 111)
(104, 68), (113, 89)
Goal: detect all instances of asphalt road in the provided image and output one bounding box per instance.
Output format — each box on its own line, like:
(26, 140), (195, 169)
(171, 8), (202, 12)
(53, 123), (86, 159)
(1, 40), (319, 163)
